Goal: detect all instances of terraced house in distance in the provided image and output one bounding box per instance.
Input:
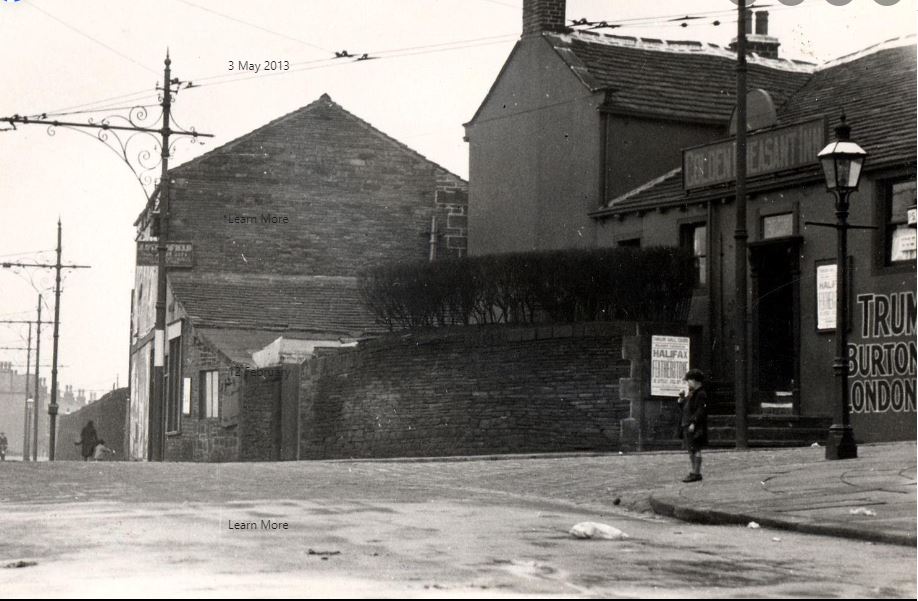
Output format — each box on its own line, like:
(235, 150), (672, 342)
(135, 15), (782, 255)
(129, 95), (468, 462)
(466, 0), (916, 448)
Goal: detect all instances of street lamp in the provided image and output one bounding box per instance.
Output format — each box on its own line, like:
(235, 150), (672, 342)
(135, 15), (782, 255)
(817, 114), (866, 461)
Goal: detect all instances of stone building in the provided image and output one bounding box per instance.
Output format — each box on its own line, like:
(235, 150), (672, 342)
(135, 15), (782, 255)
(129, 94), (468, 461)
(0, 361), (48, 458)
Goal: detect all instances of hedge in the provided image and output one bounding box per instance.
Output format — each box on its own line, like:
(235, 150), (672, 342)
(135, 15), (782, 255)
(358, 246), (695, 330)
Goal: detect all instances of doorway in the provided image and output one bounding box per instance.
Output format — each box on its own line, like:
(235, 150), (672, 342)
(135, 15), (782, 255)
(750, 238), (801, 410)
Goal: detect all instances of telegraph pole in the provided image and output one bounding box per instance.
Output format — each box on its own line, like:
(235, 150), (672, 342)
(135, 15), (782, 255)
(33, 296), (42, 462)
(23, 322), (31, 461)
(734, 0), (749, 448)
(49, 219), (63, 460)
(2, 225), (90, 460)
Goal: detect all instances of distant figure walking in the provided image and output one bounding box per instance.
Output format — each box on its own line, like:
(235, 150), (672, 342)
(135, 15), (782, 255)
(677, 369), (708, 483)
(75, 420), (99, 461)
(0, 432), (7, 461)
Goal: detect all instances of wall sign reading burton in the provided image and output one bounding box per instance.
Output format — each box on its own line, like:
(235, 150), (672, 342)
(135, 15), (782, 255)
(683, 117), (827, 191)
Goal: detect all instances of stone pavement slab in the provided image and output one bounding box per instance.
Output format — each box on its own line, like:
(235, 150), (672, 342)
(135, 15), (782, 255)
(649, 442), (917, 546)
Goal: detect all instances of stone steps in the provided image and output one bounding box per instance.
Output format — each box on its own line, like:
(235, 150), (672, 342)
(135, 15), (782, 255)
(707, 414), (832, 448)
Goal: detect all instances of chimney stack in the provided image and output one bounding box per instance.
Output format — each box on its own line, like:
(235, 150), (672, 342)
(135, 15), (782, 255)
(729, 11), (780, 59)
(755, 11), (769, 35)
(523, 0), (567, 36)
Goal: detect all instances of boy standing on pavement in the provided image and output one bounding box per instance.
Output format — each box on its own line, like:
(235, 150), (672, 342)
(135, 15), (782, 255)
(677, 369), (708, 483)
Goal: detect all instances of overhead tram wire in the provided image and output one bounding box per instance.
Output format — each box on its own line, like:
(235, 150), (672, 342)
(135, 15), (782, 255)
(25, 1), (160, 77)
(183, 32), (519, 88)
(17, 6), (788, 120)
(30, 89), (161, 120)
(184, 34), (519, 92)
(174, 0), (332, 54)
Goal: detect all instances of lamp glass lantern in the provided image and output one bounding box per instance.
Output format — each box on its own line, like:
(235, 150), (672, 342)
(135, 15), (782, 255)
(817, 118), (867, 192)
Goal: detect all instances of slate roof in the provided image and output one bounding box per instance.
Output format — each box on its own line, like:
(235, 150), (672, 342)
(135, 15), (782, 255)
(168, 272), (382, 337)
(547, 31), (814, 123)
(596, 38), (917, 216)
(778, 41), (917, 169)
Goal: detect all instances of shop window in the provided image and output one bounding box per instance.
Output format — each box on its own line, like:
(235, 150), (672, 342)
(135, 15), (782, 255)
(885, 180), (917, 264)
(680, 223), (707, 287)
(201, 370), (219, 419)
(762, 213), (794, 239)
(165, 337), (182, 433)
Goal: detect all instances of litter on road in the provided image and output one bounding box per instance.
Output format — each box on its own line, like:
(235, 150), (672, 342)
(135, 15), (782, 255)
(569, 522), (630, 540)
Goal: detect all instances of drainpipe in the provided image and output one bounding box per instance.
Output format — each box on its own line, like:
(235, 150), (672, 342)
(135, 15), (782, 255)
(428, 215), (438, 262)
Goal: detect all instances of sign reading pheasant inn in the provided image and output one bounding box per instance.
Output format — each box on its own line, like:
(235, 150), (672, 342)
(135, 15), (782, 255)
(683, 117), (827, 191)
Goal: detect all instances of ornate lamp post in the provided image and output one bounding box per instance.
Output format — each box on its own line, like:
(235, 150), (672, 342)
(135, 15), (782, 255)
(817, 114), (866, 461)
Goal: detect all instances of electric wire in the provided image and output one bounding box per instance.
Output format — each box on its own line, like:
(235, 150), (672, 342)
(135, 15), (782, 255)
(175, 0), (331, 53)
(15, 4), (798, 119)
(25, 1), (160, 77)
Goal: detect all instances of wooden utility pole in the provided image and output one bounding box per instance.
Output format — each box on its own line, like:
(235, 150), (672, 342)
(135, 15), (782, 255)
(2, 226), (90, 460)
(49, 219), (63, 460)
(23, 322), (31, 461)
(33, 296), (41, 462)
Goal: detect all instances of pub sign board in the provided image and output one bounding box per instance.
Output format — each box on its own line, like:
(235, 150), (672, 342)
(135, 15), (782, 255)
(136, 241), (195, 268)
(683, 117), (827, 191)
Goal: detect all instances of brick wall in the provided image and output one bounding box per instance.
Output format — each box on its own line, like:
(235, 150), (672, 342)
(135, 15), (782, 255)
(56, 388), (128, 460)
(299, 323), (640, 459)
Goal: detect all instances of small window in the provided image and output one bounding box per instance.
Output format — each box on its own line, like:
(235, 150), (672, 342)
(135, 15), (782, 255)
(201, 370), (219, 418)
(886, 180), (917, 264)
(680, 223), (707, 287)
(617, 238), (641, 248)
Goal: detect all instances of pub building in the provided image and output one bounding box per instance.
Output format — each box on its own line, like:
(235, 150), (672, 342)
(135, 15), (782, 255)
(466, 0), (916, 444)
(590, 41), (916, 443)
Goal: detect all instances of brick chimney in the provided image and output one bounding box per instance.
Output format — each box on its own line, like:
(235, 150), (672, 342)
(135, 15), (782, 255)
(523, 0), (567, 36)
(729, 11), (780, 59)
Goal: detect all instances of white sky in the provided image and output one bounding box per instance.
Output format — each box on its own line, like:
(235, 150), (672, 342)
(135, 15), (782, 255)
(0, 0), (914, 399)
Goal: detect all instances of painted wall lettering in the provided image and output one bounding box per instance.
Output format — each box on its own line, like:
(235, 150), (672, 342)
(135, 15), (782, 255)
(848, 291), (917, 414)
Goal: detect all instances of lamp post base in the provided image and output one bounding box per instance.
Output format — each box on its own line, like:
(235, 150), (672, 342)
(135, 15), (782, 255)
(825, 425), (858, 460)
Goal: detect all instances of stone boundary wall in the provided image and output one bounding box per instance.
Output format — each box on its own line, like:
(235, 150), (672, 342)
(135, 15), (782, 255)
(56, 388), (128, 461)
(298, 322), (689, 459)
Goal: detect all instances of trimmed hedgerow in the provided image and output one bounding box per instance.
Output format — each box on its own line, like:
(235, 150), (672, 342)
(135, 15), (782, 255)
(358, 246), (694, 330)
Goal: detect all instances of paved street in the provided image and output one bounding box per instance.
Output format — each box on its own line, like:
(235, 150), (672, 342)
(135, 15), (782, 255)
(2, 445), (915, 597)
